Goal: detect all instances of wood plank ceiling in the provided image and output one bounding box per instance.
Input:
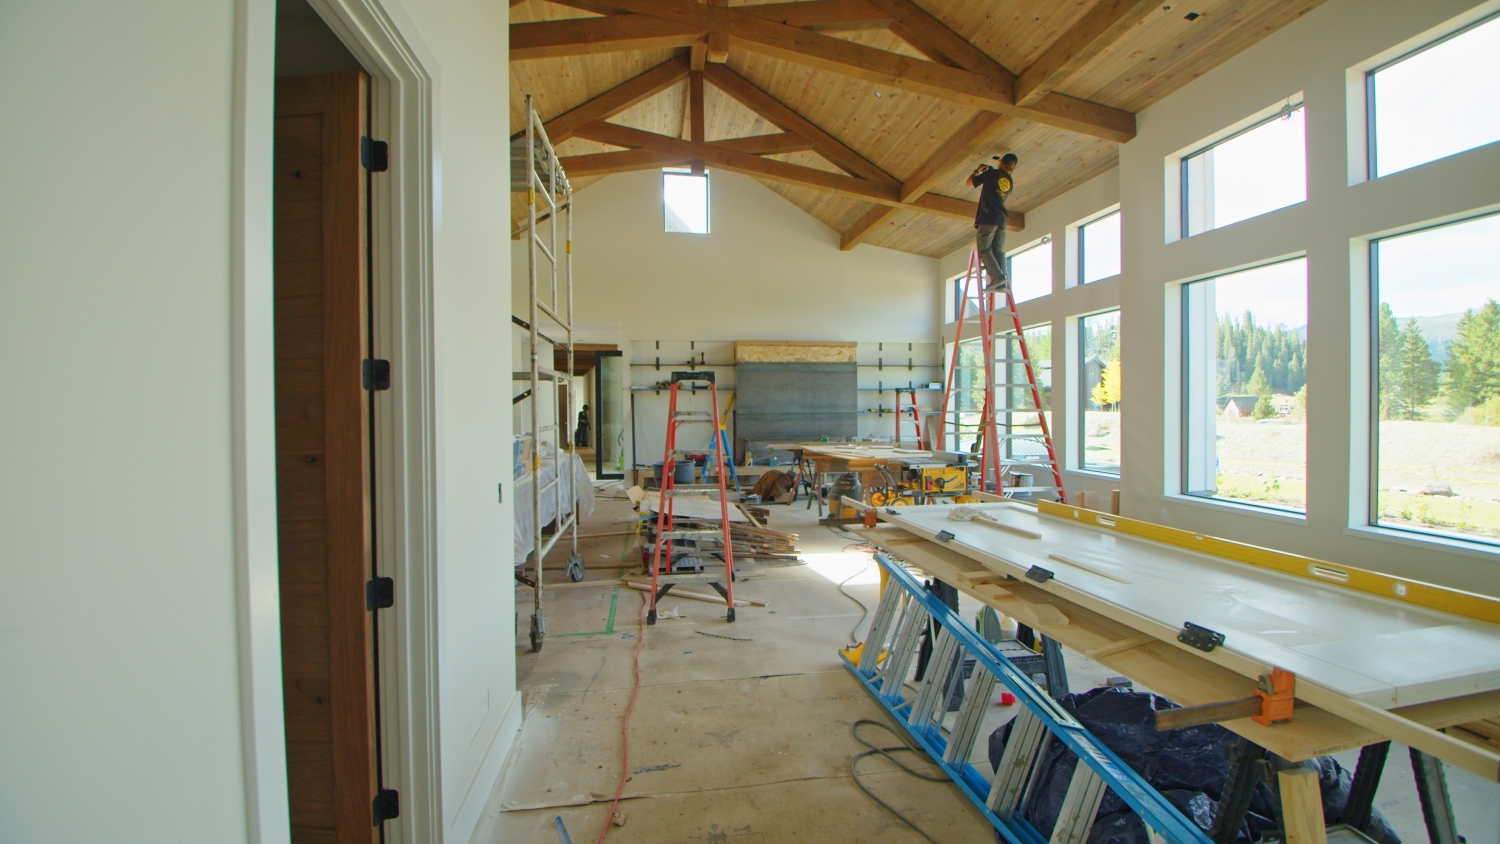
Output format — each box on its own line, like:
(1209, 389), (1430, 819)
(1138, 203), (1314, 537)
(510, 0), (1324, 258)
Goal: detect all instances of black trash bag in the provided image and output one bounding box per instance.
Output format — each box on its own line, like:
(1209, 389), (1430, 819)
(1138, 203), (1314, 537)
(986, 689), (1401, 844)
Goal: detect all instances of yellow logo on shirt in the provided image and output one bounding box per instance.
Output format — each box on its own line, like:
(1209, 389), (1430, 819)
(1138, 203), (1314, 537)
(998, 177), (1012, 193)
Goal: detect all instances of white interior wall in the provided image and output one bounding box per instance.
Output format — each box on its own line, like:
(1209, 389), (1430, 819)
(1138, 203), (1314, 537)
(941, 0), (1500, 594)
(0, 0), (516, 841)
(512, 168), (941, 472)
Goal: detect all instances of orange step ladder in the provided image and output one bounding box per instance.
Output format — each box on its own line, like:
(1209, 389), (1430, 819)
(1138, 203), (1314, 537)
(647, 371), (738, 624)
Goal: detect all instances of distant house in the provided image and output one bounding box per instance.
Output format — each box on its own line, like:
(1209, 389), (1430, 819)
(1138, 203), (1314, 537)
(1083, 356), (1105, 406)
(1223, 395), (1259, 419)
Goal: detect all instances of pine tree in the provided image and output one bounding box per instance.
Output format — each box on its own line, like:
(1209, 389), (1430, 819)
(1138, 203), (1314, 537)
(1246, 364), (1272, 399)
(1253, 393), (1277, 420)
(1390, 320), (1440, 420)
(1376, 302), (1401, 419)
(1447, 299), (1500, 409)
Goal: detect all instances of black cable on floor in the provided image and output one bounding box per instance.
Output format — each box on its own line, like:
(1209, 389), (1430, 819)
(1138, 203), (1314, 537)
(838, 560), (873, 646)
(849, 719), (950, 844)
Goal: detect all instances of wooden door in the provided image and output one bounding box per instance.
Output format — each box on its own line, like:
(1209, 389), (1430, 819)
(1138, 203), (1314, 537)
(273, 71), (379, 844)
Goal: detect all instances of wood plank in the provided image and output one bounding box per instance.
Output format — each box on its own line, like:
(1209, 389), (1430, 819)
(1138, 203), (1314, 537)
(560, 147), (688, 176)
(898, 112), (1013, 201)
(542, 55), (691, 144)
(702, 63), (897, 185)
(1278, 768), (1327, 844)
(510, 14), (701, 60)
(688, 69), (706, 173)
(1015, 0), (1163, 106)
(736, 0), (890, 32)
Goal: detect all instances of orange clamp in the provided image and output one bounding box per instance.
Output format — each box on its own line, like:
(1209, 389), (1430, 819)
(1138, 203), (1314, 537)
(1252, 667), (1296, 727)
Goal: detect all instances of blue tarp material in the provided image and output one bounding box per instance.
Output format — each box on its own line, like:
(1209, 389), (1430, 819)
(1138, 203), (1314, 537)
(986, 688), (1400, 844)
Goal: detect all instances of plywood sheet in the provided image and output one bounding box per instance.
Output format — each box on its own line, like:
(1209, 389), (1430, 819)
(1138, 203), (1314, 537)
(875, 504), (1500, 709)
(734, 340), (857, 363)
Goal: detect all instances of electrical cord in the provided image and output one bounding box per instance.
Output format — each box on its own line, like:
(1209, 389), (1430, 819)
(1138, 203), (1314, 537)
(837, 559), (873, 646)
(596, 590), (647, 843)
(848, 719), (950, 844)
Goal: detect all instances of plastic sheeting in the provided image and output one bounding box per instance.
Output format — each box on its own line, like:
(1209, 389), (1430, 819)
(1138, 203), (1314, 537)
(513, 448), (595, 564)
(986, 688), (1400, 844)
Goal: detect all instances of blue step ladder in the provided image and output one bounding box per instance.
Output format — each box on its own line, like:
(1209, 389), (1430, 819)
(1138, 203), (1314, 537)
(841, 553), (1213, 844)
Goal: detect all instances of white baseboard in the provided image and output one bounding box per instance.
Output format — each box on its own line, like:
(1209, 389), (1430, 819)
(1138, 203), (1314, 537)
(449, 689), (524, 844)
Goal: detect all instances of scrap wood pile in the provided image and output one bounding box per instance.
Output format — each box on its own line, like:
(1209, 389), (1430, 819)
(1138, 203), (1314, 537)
(641, 502), (800, 563)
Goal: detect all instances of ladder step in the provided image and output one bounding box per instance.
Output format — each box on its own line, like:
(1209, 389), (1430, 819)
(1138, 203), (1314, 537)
(662, 488), (719, 498)
(857, 585), (906, 674)
(671, 410), (714, 417)
(658, 530), (725, 540)
(987, 709), (1049, 819)
(1050, 762), (1107, 844)
(944, 664), (999, 766)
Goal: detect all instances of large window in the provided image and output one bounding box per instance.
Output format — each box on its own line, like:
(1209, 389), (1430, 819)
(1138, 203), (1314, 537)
(1078, 310), (1121, 473)
(1182, 104), (1306, 237)
(1080, 211), (1121, 284)
(1368, 14), (1500, 178)
(1371, 212), (1500, 545)
(943, 324), (1051, 458)
(1182, 259), (1308, 511)
(1009, 238), (1053, 303)
(663, 168), (709, 233)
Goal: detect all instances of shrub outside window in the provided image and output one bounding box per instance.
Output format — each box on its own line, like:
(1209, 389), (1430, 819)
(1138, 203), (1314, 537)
(1182, 258), (1308, 512)
(1079, 310), (1121, 473)
(1371, 212), (1500, 545)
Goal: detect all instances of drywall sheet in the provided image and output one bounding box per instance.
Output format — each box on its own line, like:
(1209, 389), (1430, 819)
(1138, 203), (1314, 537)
(878, 503), (1500, 709)
(734, 362), (855, 457)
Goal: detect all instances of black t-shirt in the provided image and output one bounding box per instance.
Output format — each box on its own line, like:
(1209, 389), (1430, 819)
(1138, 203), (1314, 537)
(973, 167), (1013, 227)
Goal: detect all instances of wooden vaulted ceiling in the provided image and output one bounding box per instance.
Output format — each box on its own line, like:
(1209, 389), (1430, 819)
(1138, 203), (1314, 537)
(510, 0), (1324, 258)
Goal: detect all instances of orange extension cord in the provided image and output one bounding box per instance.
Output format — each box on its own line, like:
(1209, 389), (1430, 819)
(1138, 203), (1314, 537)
(595, 590), (647, 843)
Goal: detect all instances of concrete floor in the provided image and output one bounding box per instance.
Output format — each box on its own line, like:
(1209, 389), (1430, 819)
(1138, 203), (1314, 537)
(474, 490), (1499, 844)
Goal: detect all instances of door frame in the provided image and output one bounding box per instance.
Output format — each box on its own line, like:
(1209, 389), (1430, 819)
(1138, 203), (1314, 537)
(593, 350), (625, 479)
(232, 1), (441, 842)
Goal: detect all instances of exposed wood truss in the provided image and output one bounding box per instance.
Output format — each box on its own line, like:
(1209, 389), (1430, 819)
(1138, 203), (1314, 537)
(512, 0), (1136, 143)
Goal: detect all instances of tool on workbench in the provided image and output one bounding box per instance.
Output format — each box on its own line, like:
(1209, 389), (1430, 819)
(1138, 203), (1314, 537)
(646, 371), (738, 625)
(936, 251), (1065, 501)
(841, 552), (1212, 844)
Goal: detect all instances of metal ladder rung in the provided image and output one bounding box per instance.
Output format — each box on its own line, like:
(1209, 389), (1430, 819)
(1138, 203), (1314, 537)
(943, 664), (998, 766)
(987, 708), (1048, 818)
(857, 585), (905, 674)
(909, 628), (961, 731)
(1050, 762), (1107, 844)
(662, 489), (719, 498)
(877, 601), (930, 699)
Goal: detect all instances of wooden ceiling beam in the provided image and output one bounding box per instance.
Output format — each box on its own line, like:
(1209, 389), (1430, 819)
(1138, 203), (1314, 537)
(1015, 0), (1163, 107)
(511, 15), (701, 60)
(716, 132), (816, 154)
(543, 0), (892, 31)
(573, 122), (986, 222)
(864, 0), (1013, 83)
(558, 132), (814, 177)
(541, 54), (691, 144)
(689, 69), (706, 174)
(702, 63), (897, 186)
(534, 0), (1135, 143)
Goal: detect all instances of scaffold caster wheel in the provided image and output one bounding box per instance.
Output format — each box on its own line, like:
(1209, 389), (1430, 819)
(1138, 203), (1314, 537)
(566, 555), (585, 582)
(647, 608), (657, 625)
(530, 614), (543, 652)
(727, 608), (736, 623)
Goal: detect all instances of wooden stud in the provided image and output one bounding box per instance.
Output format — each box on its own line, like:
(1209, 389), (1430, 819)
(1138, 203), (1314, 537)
(1277, 768), (1327, 844)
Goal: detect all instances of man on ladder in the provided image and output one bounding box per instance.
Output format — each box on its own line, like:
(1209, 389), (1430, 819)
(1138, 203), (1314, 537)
(967, 152), (1018, 292)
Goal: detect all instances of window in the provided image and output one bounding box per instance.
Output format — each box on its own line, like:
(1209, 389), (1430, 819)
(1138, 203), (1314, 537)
(942, 326), (1052, 460)
(663, 168), (708, 233)
(1368, 14), (1500, 178)
(1009, 238), (1053, 304)
(1182, 104), (1306, 237)
(1182, 258), (1308, 511)
(1078, 310), (1121, 473)
(1080, 212), (1121, 284)
(1371, 212), (1500, 545)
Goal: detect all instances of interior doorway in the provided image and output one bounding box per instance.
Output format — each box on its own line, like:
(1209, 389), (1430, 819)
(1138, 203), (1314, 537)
(273, 59), (386, 844)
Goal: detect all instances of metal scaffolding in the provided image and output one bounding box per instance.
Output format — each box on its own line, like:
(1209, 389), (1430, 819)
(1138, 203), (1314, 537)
(512, 94), (582, 652)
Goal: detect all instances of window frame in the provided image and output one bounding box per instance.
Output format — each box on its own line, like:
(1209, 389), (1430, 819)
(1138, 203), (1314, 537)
(661, 166), (710, 234)
(1006, 235), (1053, 304)
(1078, 210), (1122, 285)
(1076, 308), (1121, 475)
(1366, 209), (1500, 547)
(1177, 255), (1309, 514)
(1365, 11), (1500, 181)
(1178, 102), (1306, 239)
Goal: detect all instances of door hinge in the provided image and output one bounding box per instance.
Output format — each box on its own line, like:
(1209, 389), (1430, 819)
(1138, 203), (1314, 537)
(363, 359), (391, 391)
(361, 136), (389, 172)
(372, 788), (400, 825)
(366, 577), (395, 611)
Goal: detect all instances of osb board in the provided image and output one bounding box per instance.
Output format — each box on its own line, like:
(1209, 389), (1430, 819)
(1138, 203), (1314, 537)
(854, 525), (1500, 762)
(735, 340), (857, 363)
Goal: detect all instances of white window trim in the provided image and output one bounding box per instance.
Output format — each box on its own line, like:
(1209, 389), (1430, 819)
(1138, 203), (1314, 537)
(1163, 493), (1308, 525)
(1163, 93), (1305, 243)
(1073, 307), (1122, 476)
(1066, 205), (1120, 288)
